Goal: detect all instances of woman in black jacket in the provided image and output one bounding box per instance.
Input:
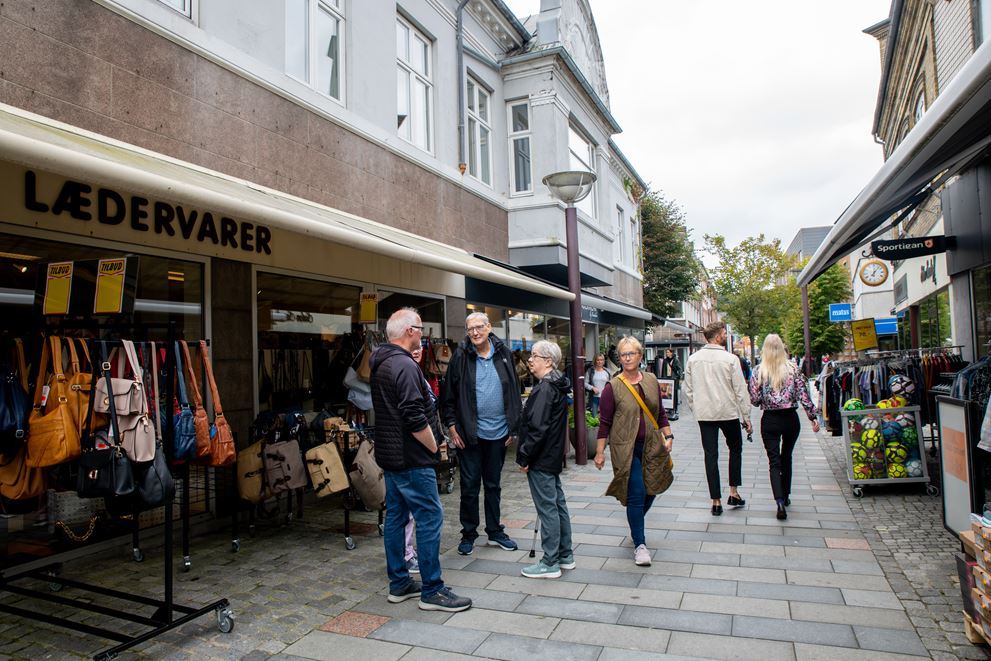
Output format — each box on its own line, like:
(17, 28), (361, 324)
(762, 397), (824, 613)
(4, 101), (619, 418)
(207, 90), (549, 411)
(516, 340), (573, 579)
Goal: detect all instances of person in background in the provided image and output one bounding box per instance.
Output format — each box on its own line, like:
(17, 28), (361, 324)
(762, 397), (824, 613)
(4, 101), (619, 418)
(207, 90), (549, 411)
(585, 354), (609, 417)
(371, 308), (471, 612)
(749, 334), (819, 520)
(441, 312), (521, 556)
(516, 340), (574, 579)
(683, 321), (752, 516)
(737, 352), (752, 383)
(594, 336), (674, 566)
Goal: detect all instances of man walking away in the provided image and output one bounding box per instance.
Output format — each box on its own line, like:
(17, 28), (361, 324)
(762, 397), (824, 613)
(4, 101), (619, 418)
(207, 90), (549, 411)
(371, 308), (471, 612)
(683, 321), (752, 516)
(441, 312), (521, 556)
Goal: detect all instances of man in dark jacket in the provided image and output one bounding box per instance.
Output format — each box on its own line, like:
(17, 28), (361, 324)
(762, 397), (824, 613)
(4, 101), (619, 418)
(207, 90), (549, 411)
(441, 312), (521, 555)
(371, 308), (471, 613)
(516, 340), (574, 579)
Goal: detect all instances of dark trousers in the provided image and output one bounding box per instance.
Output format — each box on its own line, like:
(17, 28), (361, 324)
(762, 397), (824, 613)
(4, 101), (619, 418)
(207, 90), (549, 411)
(760, 409), (800, 501)
(698, 420), (743, 500)
(458, 438), (507, 541)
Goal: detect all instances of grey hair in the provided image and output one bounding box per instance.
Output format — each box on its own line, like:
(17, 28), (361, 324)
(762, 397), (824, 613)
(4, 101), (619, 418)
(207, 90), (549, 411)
(465, 311), (490, 327)
(532, 340), (562, 368)
(386, 307), (420, 340)
(617, 336), (643, 355)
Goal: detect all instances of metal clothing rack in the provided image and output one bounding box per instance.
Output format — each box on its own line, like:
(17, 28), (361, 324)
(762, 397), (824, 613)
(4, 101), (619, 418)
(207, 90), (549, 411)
(0, 323), (233, 660)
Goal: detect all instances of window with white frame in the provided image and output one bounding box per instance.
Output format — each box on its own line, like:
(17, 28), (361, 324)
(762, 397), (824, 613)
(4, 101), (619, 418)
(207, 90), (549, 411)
(615, 206), (626, 264)
(396, 17), (433, 151)
(630, 214), (640, 269)
(285, 0), (344, 101)
(569, 126), (596, 218)
(508, 102), (532, 194)
(466, 78), (492, 185)
(158, 0), (192, 17)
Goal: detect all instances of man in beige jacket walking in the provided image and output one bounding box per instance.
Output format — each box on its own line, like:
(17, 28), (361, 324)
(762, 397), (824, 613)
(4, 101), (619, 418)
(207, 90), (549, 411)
(683, 321), (752, 516)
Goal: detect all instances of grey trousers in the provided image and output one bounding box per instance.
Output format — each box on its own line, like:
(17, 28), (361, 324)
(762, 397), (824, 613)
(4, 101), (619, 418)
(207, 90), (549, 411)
(526, 469), (573, 566)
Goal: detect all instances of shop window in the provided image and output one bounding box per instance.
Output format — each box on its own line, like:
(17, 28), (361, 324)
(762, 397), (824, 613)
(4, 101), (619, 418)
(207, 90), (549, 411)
(158, 0), (192, 18)
(918, 289), (952, 348)
(508, 102), (532, 194)
(466, 78), (492, 185)
(285, 0), (345, 101)
(376, 290), (444, 339)
(569, 125), (597, 219)
(397, 16), (433, 151)
(256, 272), (360, 414)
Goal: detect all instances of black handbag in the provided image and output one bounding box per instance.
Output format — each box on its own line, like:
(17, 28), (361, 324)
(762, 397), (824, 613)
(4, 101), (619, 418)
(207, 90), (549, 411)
(0, 339), (31, 457)
(77, 431), (135, 498)
(135, 443), (174, 508)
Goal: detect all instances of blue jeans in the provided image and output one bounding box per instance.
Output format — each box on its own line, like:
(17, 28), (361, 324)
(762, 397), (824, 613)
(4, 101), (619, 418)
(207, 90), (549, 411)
(526, 469), (573, 566)
(589, 396), (601, 418)
(384, 468), (444, 598)
(458, 438), (507, 541)
(626, 445), (656, 547)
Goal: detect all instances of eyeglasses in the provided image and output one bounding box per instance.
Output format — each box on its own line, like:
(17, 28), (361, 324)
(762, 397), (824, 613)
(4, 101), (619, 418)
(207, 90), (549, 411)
(528, 353), (552, 361)
(466, 325), (488, 334)
(408, 325), (424, 332)
(619, 352), (640, 359)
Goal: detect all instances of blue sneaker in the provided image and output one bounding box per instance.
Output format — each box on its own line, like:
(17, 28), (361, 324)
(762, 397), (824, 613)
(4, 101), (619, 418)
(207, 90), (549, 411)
(387, 580), (422, 603)
(558, 554), (576, 570)
(521, 561), (561, 579)
(486, 532), (518, 551)
(457, 539), (474, 555)
(418, 586), (472, 612)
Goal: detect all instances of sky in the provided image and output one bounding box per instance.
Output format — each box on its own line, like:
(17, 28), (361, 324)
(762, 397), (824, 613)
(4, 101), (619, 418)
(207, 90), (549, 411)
(502, 0), (893, 253)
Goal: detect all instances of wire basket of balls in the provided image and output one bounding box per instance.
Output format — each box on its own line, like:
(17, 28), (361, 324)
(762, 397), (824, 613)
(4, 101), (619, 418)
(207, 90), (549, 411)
(840, 376), (931, 497)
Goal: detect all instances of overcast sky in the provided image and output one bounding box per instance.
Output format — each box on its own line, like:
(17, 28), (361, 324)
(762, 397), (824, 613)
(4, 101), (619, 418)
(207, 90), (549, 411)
(503, 0), (893, 252)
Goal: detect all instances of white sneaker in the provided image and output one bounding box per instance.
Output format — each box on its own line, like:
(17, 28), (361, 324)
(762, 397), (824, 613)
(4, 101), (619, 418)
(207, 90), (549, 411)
(634, 544), (651, 566)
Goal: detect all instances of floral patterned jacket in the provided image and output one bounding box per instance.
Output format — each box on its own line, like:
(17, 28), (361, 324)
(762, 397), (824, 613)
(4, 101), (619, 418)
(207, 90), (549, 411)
(748, 365), (818, 420)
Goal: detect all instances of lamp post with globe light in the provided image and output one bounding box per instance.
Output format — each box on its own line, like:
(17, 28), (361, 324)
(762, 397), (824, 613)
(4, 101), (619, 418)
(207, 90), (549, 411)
(542, 170), (596, 464)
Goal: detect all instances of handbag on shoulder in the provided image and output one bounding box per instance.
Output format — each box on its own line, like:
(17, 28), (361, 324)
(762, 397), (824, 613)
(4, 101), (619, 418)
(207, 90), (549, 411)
(199, 341), (235, 467)
(26, 337), (82, 467)
(0, 339), (31, 457)
(179, 341), (212, 462)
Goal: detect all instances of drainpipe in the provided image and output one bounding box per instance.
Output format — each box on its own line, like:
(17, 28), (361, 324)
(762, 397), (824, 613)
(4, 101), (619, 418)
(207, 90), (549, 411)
(456, 0), (470, 175)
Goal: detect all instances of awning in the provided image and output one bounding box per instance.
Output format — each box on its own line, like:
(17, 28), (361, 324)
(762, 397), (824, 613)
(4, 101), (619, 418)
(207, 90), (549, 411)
(580, 292), (652, 328)
(798, 41), (991, 286)
(0, 103), (573, 302)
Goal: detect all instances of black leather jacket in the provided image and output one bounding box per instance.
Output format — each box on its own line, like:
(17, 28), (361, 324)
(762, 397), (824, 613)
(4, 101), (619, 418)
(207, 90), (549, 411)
(440, 334), (521, 445)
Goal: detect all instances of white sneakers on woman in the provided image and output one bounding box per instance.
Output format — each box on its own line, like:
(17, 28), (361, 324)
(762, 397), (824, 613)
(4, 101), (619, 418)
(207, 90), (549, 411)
(634, 544), (651, 566)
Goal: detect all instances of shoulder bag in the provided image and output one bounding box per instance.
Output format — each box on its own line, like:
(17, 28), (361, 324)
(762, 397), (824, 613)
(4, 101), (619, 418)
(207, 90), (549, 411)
(199, 341), (235, 467)
(26, 337), (82, 467)
(172, 343), (197, 461)
(0, 339), (31, 457)
(76, 429), (134, 498)
(304, 442), (349, 497)
(348, 435), (384, 510)
(237, 439), (269, 503)
(179, 341), (212, 461)
(0, 446), (47, 500)
(113, 340), (155, 463)
(93, 340), (147, 417)
(134, 342), (174, 508)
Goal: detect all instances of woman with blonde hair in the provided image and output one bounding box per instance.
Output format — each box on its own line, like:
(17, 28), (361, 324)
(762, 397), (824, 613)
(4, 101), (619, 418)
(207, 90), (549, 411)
(749, 334), (819, 520)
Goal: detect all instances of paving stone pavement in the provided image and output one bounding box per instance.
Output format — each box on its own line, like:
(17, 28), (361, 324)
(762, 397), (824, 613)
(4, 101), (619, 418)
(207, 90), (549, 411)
(0, 409), (988, 659)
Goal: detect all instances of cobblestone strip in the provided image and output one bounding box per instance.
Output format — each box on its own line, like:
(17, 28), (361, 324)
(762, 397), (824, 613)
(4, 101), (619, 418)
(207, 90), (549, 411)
(818, 429), (990, 660)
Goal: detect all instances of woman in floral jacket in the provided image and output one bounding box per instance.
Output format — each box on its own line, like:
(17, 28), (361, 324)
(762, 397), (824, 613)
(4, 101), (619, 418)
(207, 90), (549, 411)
(749, 334), (819, 520)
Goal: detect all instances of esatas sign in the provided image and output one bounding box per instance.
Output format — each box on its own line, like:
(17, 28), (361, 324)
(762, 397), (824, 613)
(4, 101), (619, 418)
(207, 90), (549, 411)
(871, 236), (954, 261)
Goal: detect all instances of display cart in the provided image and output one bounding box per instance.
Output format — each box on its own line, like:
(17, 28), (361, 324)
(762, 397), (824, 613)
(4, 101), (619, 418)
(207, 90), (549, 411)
(328, 426), (384, 550)
(841, 404), (939, 498)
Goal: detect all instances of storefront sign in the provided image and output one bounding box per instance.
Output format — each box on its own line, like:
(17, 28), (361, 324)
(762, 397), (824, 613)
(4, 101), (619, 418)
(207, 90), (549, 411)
(871, 235), (954, 261)
(874, 317), (898, 335)
(94, 258), (126, 314)
(828, 303), (852, 323)
(359, 293), (378, 324)
(22, 170), (272, 255)
(851, 318), (878, 351)
(894, 220), (950, 311)
(42, 262), (73, 315)
(581, 305), (601, 323)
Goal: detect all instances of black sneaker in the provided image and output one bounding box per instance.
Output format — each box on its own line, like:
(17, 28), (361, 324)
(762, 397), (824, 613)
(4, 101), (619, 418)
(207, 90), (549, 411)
(387, 580), (422, 603)
(419, 586), (472, 612)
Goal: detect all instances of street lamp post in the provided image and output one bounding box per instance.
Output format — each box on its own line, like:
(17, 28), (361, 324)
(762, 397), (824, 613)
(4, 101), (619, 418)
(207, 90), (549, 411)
(542, 170), (597, 465)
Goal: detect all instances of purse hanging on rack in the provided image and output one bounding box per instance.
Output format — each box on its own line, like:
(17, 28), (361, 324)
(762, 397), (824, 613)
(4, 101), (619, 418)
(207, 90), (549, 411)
(114, 341), (155, 463)
(0, 445), (47, 500)
(134, 342), (174, 508)
(172, 342), (197, 461)
(93, 340), (147, 417)
(199, 340), (235, 467)
(26, 336), (83, 468)
(77, 345), (134, 498)
(0, 338), (31, 457)
(179, 340), (212, 462)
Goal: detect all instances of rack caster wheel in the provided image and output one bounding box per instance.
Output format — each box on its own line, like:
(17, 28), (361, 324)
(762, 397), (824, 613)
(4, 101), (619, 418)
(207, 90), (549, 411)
(216, 607), (235, 634)
(132, 548), (145, 563)
(183, 556), (191, 572)
(378, 523), (384, 536)
(231, 539), (240, 553)
(345, 536), (356, 550)
(851, 486), (864, 498)
(445, 482), (454, 494)
(926, 484), (940, 496)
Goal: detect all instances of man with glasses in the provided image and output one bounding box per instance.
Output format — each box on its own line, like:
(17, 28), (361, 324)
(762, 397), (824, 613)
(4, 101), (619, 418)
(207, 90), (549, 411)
(441, 311), (521, 555)
(371, 308), (471, 612)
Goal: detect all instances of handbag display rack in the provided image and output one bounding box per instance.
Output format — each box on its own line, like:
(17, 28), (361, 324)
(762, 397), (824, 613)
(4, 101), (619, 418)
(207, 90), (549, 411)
(0, 322), (233, 661)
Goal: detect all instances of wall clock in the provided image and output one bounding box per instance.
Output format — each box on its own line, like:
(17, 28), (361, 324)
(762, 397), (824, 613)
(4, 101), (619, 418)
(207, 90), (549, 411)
(859, 259), (889, 286)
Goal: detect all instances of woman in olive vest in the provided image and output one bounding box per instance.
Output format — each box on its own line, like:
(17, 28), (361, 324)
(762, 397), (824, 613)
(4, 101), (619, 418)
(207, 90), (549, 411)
(594, 336), (675, 567)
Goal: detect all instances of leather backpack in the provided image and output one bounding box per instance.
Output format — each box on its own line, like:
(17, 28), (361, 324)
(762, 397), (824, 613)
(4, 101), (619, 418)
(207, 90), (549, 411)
(304, 442), (349, 497)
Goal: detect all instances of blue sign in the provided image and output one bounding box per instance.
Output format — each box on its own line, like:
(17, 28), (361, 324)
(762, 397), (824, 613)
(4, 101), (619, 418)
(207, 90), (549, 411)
(874, 317), (898, 335)
(828, 304), (852, 323)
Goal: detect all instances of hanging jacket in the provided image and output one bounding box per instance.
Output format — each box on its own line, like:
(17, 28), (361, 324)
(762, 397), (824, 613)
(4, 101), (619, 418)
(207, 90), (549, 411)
(440, 334), (521, 445)
(516, 370), (571, 474)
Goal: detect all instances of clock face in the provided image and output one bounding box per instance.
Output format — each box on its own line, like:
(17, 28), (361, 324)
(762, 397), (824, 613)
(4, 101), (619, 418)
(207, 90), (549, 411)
(860, 260), (889, 286)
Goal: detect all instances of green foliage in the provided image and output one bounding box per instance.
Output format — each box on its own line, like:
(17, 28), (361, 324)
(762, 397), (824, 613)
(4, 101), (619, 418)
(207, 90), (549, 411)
(784, 262), (852, 357)
(704, 234), (800, 360)
(568, 406), (600, 429)
(640, 192), (703, 319)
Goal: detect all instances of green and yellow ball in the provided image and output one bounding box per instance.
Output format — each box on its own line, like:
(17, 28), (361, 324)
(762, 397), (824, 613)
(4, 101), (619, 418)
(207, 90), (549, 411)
(843, 398), (865, 411)
(885, 442), (908, 464)
(853, 464), (872, 480)
(850, 442), (867, 462)
(861, 428), (882, 449)
(887, 463), (908, 478)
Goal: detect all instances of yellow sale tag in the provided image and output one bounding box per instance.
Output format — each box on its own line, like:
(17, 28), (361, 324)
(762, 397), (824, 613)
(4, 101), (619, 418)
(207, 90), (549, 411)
(359, 292), (378, 325)
(43, 262), (73, 315)
(94, 258), (127, 314)
(851, 318), (878, 352)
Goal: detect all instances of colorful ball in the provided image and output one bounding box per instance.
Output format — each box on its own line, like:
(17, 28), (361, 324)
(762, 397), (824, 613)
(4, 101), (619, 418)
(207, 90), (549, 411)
(894, 413), (913, 428)
(891, 395), (909, 408)
(885, 442), (908, 463)
(887, 463), (908, 478)
(843, 398), (865, 411)
(850, 442), (867, 462)
(861, 429), (882, 449)
(888, 374), (916, 396)
(882, 421), (903, 442)
(876, 399), (891, 409)
(901, 426), (919, 446)
(905, 459), (923, 477)
(862, 417), (881, 431)
(853, 464), (872, 480)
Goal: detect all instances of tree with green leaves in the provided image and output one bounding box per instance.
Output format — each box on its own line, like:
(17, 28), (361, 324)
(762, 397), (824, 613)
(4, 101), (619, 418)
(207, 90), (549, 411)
(783, 261), (852, 359)
(640, 192), (703, 319)
(704, 234), (799, 362)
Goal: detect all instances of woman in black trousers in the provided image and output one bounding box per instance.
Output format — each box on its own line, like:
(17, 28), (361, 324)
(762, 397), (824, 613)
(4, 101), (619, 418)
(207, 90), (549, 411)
(748, 334), (819, 520)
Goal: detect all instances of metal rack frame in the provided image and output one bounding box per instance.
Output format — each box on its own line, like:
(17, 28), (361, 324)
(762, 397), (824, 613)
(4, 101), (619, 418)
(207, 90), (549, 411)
(841, 405), (938, 498)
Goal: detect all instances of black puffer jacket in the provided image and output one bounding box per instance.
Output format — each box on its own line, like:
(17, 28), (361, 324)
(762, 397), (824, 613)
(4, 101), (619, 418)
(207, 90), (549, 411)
(370, 343), (442, 472)
(440, 334), (521, 445)
(516, 370), (571, 474)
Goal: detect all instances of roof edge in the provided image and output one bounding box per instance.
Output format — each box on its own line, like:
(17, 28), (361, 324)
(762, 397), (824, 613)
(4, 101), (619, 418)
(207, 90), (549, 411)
(607, 138), (648, 191)
(489, 0), (532, 42)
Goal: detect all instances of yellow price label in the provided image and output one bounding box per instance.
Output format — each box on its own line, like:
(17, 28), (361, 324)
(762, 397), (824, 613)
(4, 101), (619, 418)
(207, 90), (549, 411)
(359, 292), (378, 325)
(851, 318), (878, 352)
(43, 262), (73, 315)
(94, 258), (127, 314)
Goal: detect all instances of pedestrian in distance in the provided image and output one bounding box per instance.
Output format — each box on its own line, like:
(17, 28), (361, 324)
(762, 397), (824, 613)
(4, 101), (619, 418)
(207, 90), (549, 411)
(594, 336), (675, 566)
(683, 320), (752, 516)
(441, 312), (521, 556)
(516, 340), (574, 579)
(585, 354), (610, 418)
(749, 334), (819, 520)
(371, 308), (471, 612)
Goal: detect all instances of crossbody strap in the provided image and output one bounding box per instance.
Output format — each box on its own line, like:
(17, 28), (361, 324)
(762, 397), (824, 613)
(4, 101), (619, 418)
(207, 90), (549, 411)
(173, 342), (190, 407)
(618, 375), (659, 431)
(179, 341), (204, 409)
(199, 340), (224, 417)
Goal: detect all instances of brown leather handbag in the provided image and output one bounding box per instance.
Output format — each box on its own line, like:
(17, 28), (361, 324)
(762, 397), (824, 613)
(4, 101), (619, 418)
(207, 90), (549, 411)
(199, 341), (235, 467)
(179, 341), (212, 462)
(26, 337), (83, 468)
